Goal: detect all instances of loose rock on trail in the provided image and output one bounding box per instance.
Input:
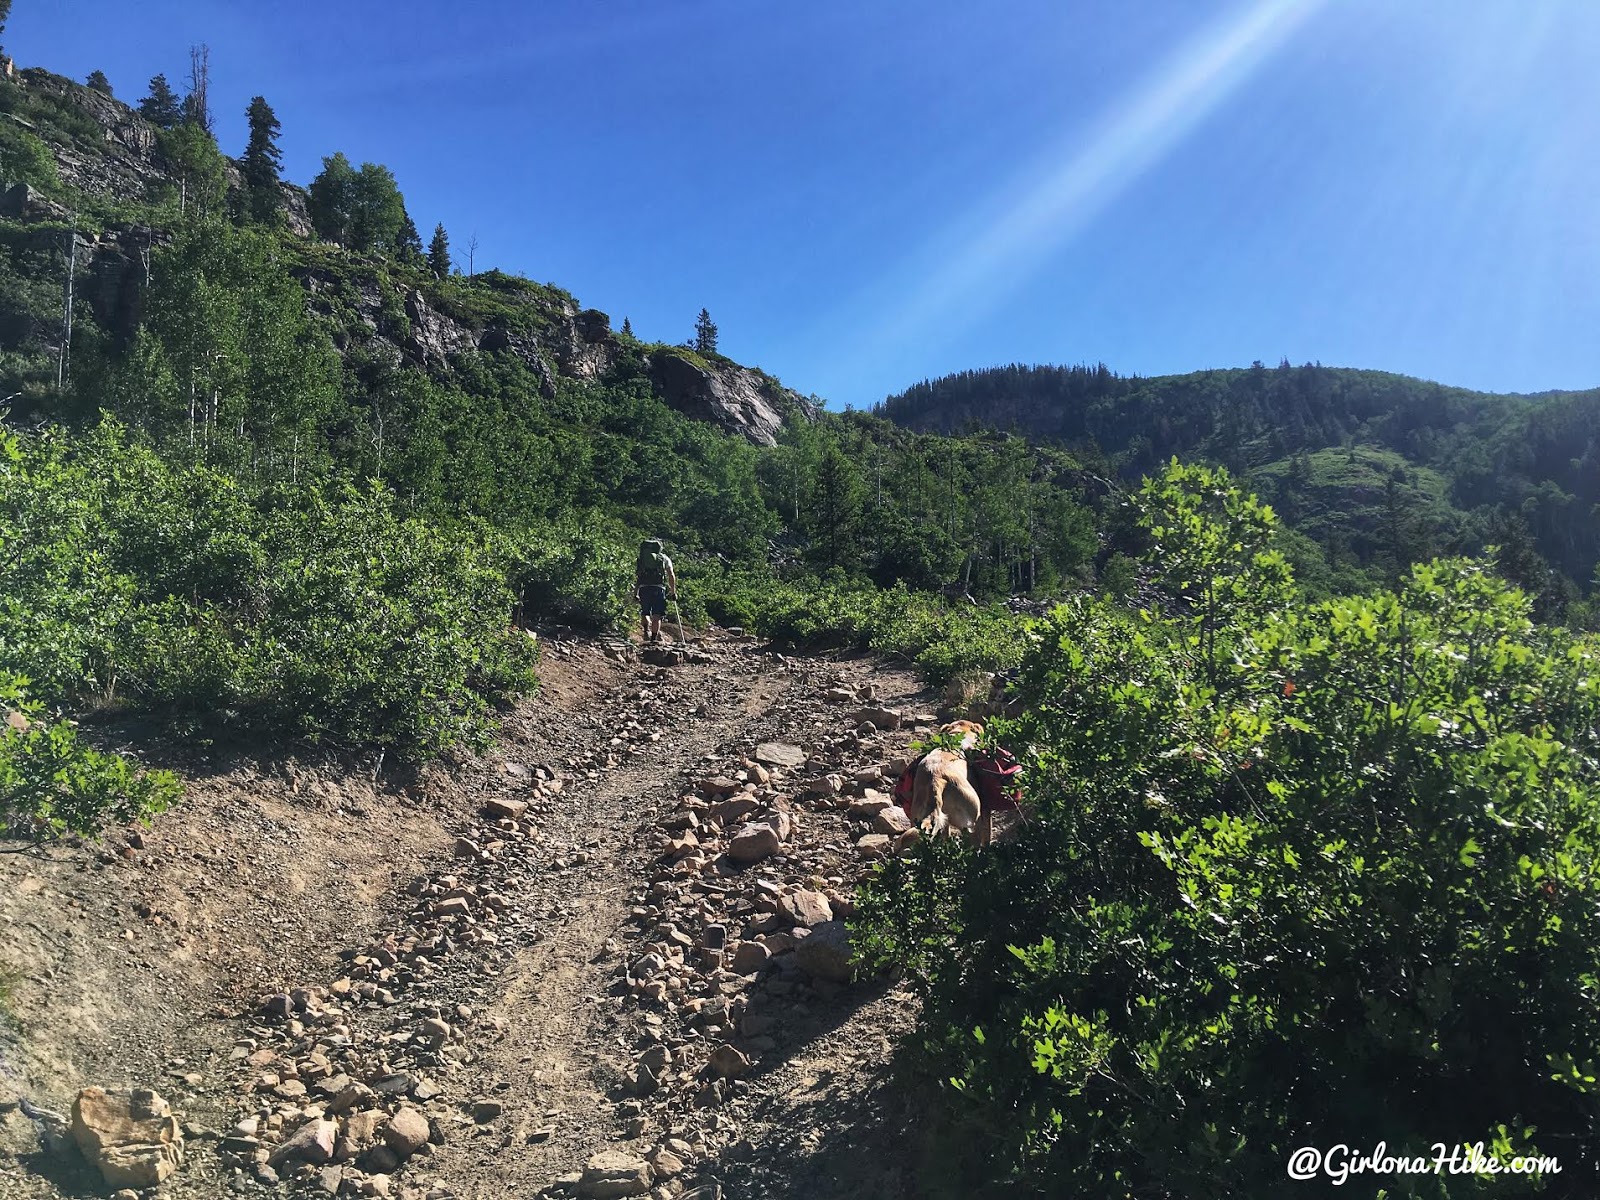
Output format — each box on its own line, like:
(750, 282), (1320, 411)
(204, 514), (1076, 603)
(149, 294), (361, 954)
(0, 631), (941, 1200)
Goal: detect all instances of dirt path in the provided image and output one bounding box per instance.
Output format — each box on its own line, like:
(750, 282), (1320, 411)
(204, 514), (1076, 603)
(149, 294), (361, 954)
(1, 633), (940, 1200)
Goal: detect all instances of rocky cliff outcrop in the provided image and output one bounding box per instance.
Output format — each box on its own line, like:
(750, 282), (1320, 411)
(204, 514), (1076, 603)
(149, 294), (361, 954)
(647, 348), (815, 446)
(3, 67), (814, 445)
(12, 69), (313, 235)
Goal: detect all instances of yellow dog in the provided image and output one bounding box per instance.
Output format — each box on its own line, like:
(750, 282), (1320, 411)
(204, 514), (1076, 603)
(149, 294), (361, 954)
(905, 720), (988, 843)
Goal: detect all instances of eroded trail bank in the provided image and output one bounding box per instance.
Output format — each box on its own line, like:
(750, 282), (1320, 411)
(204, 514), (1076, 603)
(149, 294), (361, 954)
(1, 634), (939, 1200)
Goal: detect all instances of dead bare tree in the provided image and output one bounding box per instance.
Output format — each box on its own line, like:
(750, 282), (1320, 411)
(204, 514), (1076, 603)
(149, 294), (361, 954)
(186, 43), (212, 133)
(57, 215), (77, 391)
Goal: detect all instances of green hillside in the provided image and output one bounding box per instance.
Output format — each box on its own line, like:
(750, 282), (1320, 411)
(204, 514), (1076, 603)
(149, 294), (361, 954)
(879, 362), (1600, 609)
(0, 67), (1106, 780)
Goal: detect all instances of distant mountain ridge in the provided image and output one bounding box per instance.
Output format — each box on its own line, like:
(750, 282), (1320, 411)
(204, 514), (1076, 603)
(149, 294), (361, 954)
(878, 361), (1600, 598)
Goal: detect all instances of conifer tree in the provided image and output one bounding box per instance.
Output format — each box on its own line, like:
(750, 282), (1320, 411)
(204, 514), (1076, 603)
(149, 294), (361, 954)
(694, 308), (718, 355)
(428, 223), (451, 279)
(240, 96), (283, 225)
(86, 70), (113, 97)
(621, 317), (633, 338)
(0, 1), (11, 57)
(139, 74), (183, 129)
(395, 208), (425, 265)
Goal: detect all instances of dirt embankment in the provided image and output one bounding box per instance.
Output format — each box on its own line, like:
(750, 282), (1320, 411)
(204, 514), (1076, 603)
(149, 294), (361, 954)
(1, 633), (951, 1200)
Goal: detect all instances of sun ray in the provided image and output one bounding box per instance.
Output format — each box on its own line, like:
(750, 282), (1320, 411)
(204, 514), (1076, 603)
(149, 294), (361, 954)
(855, 0), (1328, 364)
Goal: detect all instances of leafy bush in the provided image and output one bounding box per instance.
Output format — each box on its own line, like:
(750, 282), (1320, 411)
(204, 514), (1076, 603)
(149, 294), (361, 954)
(856, 463), (1600, 1197)
(508, 517), (634, 630)
(0, 421), (536, 756)
(0, 672), (180, 841)
(699, 573), (1030, 685)
(0, 120), (62, 194)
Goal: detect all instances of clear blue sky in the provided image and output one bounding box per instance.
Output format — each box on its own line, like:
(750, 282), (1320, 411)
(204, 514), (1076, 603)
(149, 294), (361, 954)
(14, 1), (1600, 406)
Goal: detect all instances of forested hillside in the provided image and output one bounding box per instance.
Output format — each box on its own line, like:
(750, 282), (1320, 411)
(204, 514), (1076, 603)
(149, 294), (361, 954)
(0, 59), (1111, 831)
(880, 362), (1600, 613)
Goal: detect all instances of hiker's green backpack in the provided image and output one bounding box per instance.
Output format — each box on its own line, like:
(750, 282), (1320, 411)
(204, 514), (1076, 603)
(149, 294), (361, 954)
(637, 540), (667, 588)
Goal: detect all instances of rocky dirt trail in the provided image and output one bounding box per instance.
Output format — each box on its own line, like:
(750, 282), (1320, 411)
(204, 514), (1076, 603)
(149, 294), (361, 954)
(1, 632), (942, 1200)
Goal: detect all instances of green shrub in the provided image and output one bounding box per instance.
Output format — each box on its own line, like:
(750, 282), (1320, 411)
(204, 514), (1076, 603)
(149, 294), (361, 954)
(696, 573), (1029, 685)
(508, 517), (634, 630)
(0, 672), (180, 841)
(856, 464), (1600, 1197)
(0, 120), (62, 194)
(0, 421), (537, 756)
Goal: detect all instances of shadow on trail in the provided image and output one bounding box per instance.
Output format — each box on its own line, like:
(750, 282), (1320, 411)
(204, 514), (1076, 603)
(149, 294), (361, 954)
(708, 975), (927, 1200)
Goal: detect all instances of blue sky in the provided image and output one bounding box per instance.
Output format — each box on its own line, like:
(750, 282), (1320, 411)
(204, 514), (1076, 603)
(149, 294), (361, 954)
(15, 1), (1600, 406)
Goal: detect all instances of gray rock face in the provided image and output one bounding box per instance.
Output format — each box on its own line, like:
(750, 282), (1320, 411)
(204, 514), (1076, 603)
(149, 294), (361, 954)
(646, 348), (815, 446)
(11, 67), (818, 448)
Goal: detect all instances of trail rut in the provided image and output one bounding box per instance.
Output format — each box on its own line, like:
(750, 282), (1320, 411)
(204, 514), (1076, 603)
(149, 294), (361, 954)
(0, 634), (935, 1200)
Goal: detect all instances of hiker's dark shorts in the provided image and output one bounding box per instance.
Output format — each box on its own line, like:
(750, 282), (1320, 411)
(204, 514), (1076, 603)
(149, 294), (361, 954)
(639, 586), (668, 616)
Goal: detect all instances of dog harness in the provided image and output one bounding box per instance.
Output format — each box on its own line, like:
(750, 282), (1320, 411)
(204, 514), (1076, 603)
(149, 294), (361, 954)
(893, 748), (1023, 815)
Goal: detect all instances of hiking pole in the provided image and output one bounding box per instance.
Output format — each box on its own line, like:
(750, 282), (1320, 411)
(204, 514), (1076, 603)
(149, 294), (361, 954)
(671, 594), (686, 645)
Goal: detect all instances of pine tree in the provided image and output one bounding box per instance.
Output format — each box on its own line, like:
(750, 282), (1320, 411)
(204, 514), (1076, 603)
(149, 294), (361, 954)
(0, 1), (11, 56)
(139, 74), (183, 129)
(86, 70), (113, 97)
(621, 317), (633, 339)
(395, 207), (424, 265)
(428, 223), (450, 279)
(694, 308), (718, 355)
(240, 96), (284, 225)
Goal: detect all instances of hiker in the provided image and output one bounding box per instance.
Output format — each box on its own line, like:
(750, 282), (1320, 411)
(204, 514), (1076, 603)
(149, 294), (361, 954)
(634, 538), (677, 644)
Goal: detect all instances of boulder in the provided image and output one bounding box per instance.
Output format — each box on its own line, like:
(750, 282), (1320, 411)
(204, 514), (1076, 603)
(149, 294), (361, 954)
(580, 1149), (652, 1198)
(342, 1109), (386, 1146)
(730, 941), (770, 974)
(873, 806), (912, 836)
(727, 824), (781, 865)
(381, 1107), (430, 1159)
(848, 796), (895, 819)
(329, 1082), (375, 1114)
(794, 920), (855, 984)
(649, 1147), (686, 1178)
(70, 1087), (184, 1189)
(759, 809), (794, 841)
(267, 1118), (336, 1168)
(707, 1044), (751, 1080)
(849, 707), (902, 731)
(856, 833), (893, 859)
(484, 797), (528, 820)
(633, 1063), (660, 1096)
(778, 890), (833, 928)
(710, 796), (762, 826)
(753, 742), (805, 769)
